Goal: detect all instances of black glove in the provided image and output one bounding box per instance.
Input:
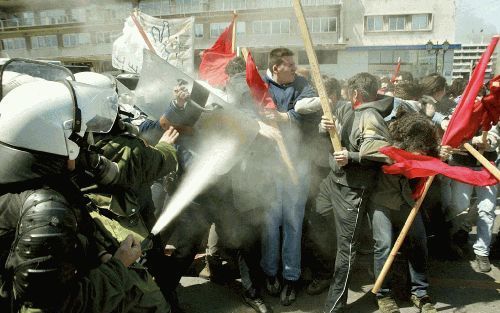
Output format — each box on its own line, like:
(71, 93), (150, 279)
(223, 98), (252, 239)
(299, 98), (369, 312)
(77, 150), (119, 185)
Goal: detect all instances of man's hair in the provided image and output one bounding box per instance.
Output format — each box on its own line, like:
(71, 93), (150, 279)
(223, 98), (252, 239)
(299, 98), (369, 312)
(225, 56), (246, 77)
(325, 77), (341, 100)
(447, 77), (467, 98)
(420, 73), (446, 97)
(394, 82), (423, 101)
(268, 47), (294, 72)
(398, 71), (414, 83)
(347, 72), (379, 102)
(389, 109), (439, 157)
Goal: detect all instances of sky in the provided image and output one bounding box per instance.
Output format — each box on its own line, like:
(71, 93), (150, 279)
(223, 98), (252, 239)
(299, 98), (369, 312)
(455, 0), (500, 43)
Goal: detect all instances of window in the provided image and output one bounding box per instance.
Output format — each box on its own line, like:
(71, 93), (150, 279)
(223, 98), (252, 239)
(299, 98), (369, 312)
(96, 31), (120, 44)
(2, 37), (26, 50)
(210, 22), (228, 38)
(253, 19), (289, 34)
(62, 33), (90, 47)
(299, 50), (337, 64)
(317, 50), (337, 64)
(31, 35), (58, 49)
(70, 8), (86, 23)
(195, 23), (204, 38)
(213, 0), (246, 11)
(210, 22), (245, 38)
(366, 16), (383, 32)
(307, 17), (337, 33)
(39, 9), (67, 25)
(388, 16), (405, 31)
(17, 11), (34, 26)
(236, 21), (246, 35)
(411, 14), (429, 30)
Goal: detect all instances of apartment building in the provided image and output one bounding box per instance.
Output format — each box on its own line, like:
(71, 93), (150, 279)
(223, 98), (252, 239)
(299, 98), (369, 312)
(452, 43), (497, 81)
(0, 0), (458, 80)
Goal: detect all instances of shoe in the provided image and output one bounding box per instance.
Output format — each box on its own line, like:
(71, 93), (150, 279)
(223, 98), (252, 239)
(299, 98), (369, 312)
(377, 296), (400, 313)
(410, 295), (437, 313)
(476, 254), (492, 272)
(280, 279), (297, 306)
(265, 276), (281, 296)
(243, 290), (273, 313)
(306, 278), (330, 295)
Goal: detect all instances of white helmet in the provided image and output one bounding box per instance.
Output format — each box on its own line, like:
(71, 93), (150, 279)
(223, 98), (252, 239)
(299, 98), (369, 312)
(1, 70), (45, 96)
(74, 72), (115, 89)
(0, 80), (118, 160)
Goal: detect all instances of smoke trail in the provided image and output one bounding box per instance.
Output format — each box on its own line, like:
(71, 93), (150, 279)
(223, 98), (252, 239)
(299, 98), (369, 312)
(150, 133), (240, 235)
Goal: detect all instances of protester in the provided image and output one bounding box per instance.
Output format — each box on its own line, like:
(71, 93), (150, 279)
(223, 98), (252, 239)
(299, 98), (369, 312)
(296, 77), (341, 296)
(261, 47), (318, 306)
(318, 72), (393, 313)
(446, 124), (499, 272)
(371, 109), (439, 313)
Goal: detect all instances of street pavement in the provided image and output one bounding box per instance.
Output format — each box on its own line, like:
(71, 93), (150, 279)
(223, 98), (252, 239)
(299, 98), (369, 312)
(177, 222), (500, 313)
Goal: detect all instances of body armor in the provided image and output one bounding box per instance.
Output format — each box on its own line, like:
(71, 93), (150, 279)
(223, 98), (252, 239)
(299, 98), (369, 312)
(4, 188), (84, 309)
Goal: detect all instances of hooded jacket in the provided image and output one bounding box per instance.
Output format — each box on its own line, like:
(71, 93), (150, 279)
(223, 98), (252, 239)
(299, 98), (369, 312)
(328, 96), (393, 189)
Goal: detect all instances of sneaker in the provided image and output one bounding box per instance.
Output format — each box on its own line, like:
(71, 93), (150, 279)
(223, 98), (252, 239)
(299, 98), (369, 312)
(476, 254), (492, 272)
(410, 295), (437, 313)
(280, 279), (297, 306)
(377, 296), (400, 313)
(265, 276), (281, 296)
(306, 278), (330, 295)
(243, 290), (273, 313)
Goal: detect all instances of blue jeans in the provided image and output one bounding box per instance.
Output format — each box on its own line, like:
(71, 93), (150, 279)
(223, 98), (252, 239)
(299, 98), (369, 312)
(260, 160), (310, 281)
(450, 179), (498, 256)
(372, 206), (429, 299)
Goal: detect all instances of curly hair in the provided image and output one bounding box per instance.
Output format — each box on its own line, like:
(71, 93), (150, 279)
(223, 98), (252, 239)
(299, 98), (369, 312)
(388, 108), (439, 157)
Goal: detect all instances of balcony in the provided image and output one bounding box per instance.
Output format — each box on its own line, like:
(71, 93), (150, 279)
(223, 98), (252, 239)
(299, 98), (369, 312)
(0, 14), (124, 32)
(141, 0), (341, 16)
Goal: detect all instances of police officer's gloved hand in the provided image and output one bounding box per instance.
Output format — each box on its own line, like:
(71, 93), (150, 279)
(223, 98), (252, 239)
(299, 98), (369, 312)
(78, 150), (119, 185)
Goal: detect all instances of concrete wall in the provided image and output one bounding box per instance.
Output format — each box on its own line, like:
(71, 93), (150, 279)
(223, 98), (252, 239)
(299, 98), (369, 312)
(343, 0), (456, 46)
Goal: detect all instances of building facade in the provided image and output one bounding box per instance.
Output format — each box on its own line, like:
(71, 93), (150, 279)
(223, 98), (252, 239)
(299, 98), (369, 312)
(0, 0), (459, 80)
(452, 43), (497, 81)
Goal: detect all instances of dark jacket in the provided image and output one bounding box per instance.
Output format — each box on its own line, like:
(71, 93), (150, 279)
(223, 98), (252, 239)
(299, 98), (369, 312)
(328, 96), (393, 189)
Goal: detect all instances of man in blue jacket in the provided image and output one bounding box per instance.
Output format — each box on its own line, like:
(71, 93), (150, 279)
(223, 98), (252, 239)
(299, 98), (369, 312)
(261, 47), (319, 306)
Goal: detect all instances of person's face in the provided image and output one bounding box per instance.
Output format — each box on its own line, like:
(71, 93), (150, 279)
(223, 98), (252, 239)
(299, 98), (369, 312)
(273, 56), (296, 85)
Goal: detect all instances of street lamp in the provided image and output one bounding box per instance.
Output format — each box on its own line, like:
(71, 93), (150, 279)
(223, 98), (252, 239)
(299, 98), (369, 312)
(425, 39), (450, 74)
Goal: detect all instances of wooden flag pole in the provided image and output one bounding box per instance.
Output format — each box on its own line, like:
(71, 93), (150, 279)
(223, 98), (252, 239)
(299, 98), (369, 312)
(372, 176), (435, 294)
(131, 10), (156, 53)
(241, 47), (299, 185)
(231, 11), (237, 53)
(292, 0), (342, 152)
(463, 142), (500, 181)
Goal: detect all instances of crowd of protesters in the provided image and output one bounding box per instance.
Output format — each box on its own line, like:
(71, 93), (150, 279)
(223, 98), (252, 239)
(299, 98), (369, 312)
(130, 48), (498, 313)
(1, 47), (498, 313)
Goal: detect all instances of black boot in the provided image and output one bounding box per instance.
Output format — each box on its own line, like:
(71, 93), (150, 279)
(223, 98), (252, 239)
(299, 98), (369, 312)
(243, 288), (273, 313)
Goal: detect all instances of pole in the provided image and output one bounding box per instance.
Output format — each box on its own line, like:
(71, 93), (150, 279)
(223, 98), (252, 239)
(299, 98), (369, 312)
(372, 176), (435, 294)
(463, 142), (500, 181)
(231, 11), (237, 53)
(292, 0), (342, 152)
(130, 11), (156, 53)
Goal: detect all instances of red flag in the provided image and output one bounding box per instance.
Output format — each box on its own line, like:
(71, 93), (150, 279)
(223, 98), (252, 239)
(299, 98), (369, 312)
(380, 146), (497, 198)
(390, 57), (401, 83)
(245, 51), (276, 110)
(198, 17), (236, 87)
(476, 75), (500, 132)
(442, 36), (499, 147)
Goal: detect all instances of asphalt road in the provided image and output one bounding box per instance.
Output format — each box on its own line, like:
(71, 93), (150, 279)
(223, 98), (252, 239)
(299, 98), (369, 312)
(177, 220), (500, 313)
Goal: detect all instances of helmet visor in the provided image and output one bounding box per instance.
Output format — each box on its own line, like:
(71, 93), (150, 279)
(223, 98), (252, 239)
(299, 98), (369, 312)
(1, 59), (74, 97)
(69, 81), (118, 133)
